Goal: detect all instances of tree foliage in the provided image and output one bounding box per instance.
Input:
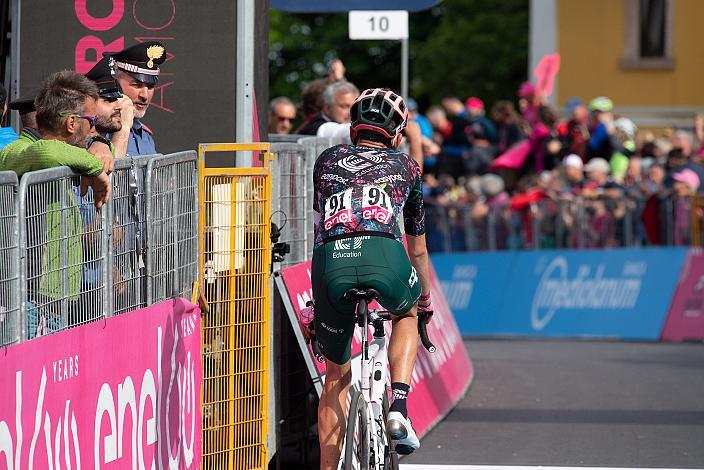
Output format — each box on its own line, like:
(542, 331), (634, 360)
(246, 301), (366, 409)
(269, 0), (528, 112)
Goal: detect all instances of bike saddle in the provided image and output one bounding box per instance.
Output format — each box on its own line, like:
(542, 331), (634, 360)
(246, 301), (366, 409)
(344, 288), (380, 301)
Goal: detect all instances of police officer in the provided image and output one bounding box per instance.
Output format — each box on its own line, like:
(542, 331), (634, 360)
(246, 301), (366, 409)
(85, 56), (135, 157)
(107, 41), (166, 155)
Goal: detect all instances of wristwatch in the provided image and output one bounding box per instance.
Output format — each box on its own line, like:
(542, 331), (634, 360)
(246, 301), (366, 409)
(86, 135), (111, 149)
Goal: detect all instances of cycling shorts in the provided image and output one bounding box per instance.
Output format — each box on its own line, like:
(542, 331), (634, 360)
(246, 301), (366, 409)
(311, 234), (421, 364)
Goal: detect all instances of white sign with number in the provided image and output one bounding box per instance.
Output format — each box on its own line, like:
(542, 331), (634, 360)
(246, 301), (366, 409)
(349, 10), (409, 40)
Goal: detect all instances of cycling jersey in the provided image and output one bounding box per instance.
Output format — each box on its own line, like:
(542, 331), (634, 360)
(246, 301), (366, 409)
(312, 144), (425, 248)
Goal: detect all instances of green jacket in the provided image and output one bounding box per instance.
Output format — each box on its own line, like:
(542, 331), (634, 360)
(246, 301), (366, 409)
(10, 139), (103, 303)
(0, 138), (103, 177)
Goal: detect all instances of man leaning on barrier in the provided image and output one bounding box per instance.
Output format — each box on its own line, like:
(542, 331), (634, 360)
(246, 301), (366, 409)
(0, 70), (112, 209)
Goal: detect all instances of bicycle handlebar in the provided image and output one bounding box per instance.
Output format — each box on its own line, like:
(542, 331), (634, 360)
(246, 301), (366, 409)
(417, 310), (436, 353)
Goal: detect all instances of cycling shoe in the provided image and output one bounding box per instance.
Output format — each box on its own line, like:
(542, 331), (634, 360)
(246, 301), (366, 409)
(387, 411), (420, 455)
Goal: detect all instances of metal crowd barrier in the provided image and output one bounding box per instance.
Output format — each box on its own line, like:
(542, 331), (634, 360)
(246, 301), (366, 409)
(111, 155), (154, 315)
(270, 142), (308, 267)
(146, 150), (198, 304)
(0, 152), (199, 345)
(0, 172), (20, 346)
(425, 195), (702, 253)
(18, 167), (109, 340)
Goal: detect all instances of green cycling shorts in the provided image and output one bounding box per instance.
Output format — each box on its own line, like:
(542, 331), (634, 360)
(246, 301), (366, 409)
(311, 234), (421, 364)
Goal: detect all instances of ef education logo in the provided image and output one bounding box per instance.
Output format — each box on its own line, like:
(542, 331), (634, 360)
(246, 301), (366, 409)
(530, 257), (644, 330)
(337, 151), (383, 173)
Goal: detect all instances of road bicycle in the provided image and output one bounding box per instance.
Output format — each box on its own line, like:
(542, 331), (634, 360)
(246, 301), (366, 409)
(306, 288), (435, 470)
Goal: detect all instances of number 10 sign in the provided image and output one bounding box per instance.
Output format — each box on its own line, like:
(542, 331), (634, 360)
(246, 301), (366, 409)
(349, 10), (409, 40)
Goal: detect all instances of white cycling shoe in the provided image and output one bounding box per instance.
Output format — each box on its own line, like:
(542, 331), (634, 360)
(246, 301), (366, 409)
(387, 411), (420, 455)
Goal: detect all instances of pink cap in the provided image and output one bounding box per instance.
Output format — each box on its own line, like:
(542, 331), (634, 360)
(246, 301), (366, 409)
(465, 97), (484, 111)
(672, 168), (700, 192)
(518, 81), (536, 98)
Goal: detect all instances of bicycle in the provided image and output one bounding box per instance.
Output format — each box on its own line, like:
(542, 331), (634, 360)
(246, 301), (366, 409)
(305, 288), (435, 470)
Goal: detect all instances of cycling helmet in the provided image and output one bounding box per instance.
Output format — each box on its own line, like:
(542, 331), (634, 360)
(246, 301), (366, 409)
(350, 88), (408, 139)
(588, 96), (613, 112)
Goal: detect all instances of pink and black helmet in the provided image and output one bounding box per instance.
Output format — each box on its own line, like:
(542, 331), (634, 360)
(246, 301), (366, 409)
(350, 88), (409, 139)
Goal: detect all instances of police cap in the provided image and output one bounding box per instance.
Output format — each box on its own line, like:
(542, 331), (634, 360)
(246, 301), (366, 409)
(9, 89), (38, 113)
(108, 41), (166, 86)
(85, 56), (122, 100)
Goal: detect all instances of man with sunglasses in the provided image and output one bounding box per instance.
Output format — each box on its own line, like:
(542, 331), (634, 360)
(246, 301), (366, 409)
(0, 70), (112, 208)
(268, 96), (297, 135)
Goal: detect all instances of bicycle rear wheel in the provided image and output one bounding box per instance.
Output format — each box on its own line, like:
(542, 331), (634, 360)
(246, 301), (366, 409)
(343, 390), (370, 470)
(382, 393), (400, 470)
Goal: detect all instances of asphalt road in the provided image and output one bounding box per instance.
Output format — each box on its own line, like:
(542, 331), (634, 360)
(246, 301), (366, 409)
(401, 339), (704, 469)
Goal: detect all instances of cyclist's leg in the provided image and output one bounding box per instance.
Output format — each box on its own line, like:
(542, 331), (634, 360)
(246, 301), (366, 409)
(312, 242), (360, 470)
(356, 238), (421, 452)
(318, 360), (351, 470)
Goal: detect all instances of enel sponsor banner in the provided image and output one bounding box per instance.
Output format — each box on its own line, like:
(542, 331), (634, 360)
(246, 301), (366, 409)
(0, 298), (202, 469)
(434, 248), (688, 339)
(277, 260), (473, 437)
(661, 248), (704, 342)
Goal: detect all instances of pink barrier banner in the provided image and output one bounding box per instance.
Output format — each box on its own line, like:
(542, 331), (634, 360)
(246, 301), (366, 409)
(0, 298), (202, 469)
(278, 260), (473, 437)
(662, 249), (704, 341)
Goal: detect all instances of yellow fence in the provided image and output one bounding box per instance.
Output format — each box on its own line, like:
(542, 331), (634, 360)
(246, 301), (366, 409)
(198, 144), (271, 469)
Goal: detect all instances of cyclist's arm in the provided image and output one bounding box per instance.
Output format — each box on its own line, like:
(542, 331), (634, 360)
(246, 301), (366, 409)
(407, 233), (431, 299)
(404, 167), (431, 299)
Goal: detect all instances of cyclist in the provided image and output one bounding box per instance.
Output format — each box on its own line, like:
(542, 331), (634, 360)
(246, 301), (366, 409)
(312, 88), (432, 469)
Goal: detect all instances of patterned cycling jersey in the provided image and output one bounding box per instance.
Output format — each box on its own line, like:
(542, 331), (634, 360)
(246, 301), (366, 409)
(313, 144), (425, 248)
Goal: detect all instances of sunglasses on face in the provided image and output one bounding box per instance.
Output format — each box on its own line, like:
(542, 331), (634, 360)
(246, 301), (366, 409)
(59, 111), (98, 129)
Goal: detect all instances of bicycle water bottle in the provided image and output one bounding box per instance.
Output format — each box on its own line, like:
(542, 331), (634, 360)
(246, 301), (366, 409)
(300, 303), (315, 333)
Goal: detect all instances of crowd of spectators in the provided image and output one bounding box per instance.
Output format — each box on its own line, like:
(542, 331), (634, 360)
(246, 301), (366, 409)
(268, 60), (704, 252)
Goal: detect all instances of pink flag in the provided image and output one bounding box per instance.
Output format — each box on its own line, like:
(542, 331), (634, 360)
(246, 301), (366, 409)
(533, 53), (560, 98)
(490, 139), (532, 170)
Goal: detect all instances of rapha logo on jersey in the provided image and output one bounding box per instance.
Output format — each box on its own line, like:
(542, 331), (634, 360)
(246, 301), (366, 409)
(337, 151), (383, 173)
(408, 267), (418, 287)
(332, 236), (369, 258)
(530, 257), (644, 331)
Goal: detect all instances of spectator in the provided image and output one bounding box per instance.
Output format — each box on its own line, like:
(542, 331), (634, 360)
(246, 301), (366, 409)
(465, 97), (497, 144)
(557, 100), (589, 158)
(85, 56), (135, 157)
(109, 41), (167, 155)
(296, 58), (346, 128)
(610, 117), (637, 183)
(299, 80), (358, 136)
(407, 97), (433, 138)
(583, 157), (621, 199)
(0, 84), (18, 150)
(0, 90), (40, 164)
(0, 70), (111, 207)
(562, 154), (584, 192)
(461, 121), (493, 176)
(268, 96), (297, 135)
(671, 169), (700, 245)
(671, 130), (694, 158)
(491, 100), (524, 155)
(643, 162), (666, 195)
(587, 96), (615, 160)
(441, 97), (465, 117)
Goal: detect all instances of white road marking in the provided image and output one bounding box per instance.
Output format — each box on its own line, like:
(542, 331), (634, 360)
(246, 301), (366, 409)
(400, 466), (704, 470)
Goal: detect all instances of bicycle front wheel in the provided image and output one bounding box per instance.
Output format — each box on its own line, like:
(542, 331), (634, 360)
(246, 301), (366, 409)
(343, 390), (370, 470)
